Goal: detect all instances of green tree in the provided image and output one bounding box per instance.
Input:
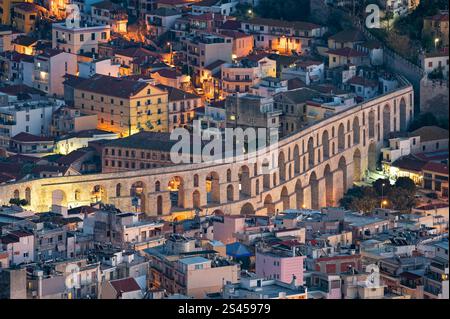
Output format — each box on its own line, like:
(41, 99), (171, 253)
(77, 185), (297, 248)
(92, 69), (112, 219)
(408, 112), (440, 131)
(373, 178), (392, 197)
(395, 177), (416, 193)
(388, 188), (417, 212)
(9, 198), (28, 206)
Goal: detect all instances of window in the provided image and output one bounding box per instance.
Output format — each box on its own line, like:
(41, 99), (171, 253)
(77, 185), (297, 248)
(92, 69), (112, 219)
(101, 32), (107, 40)
(91, 33), (95, 40)
(80, 34), (84, 41)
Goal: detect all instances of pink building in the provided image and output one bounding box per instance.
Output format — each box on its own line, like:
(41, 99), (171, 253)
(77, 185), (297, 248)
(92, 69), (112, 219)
(0, 229), (35, 266)
(256, 247), (305, 286)
(213, 215), (245, 245)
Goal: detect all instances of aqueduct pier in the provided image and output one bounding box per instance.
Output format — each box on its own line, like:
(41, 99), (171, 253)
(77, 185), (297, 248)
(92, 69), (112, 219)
(0, 81), (414, 217)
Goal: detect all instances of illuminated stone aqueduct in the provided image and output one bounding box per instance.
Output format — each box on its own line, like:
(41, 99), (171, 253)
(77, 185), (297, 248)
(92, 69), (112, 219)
(0, 84), (414, 217)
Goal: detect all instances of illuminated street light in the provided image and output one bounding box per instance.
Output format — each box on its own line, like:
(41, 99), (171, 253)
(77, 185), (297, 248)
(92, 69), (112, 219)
(434, 38), (440, 49)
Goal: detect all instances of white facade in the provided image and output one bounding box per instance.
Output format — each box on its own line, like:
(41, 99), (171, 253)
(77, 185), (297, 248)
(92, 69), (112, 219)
(423, 54), (449, 79)
(78, 58), (121, 78)
(191, 0), (238, 16)
(281, 62), (324, 85)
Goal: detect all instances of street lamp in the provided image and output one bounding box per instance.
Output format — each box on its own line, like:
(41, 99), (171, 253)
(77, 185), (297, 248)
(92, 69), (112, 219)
(434, 38), (439, 49)
(381, 183), (385, 208)
(167, 42), (173, 65)
(248, 9), (253, 16)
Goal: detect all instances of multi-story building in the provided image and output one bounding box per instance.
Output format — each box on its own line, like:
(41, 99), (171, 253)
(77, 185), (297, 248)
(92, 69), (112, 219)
(146, 7), (182, 38)
(241, 17), (326, 54)
(101, 131), (177, 173)
(32, 48), (78, 96)
(72, 75), (169, 136)
(422, 49), (449, 80)
(221, 55), (276, 96)
(423, 11), (449, 47)
(52, 21), (111, 55)
(0, 0), (32, 25)
(11, 2), (47, 33)
(0, 99), (62, 148)
(89, 1), (128, 34)
(255, 245), (305, 286)
(50, 106), (98, 137)
(281, 60), (325, 86)
(181, 32), (233, 87)
(251, 76), (288, 98)
(423, 241), (449, 299)
(191, 0), (238, 16)
(0, 230), (35, 266)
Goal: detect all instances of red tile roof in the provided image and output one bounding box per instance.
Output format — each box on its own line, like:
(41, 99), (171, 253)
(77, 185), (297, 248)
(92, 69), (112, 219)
(327, 47), (367, 57)
(12, 132), (53, 143)
(110, 277), (141, 294)
(422, 162), (449, 175)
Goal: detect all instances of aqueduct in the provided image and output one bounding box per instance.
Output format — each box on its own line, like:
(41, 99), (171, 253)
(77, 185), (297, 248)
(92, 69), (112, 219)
(0, 81), (414, 217)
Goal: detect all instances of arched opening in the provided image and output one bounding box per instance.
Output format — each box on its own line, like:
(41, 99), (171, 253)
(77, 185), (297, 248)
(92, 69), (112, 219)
(293, 145), (300, 173)
(25, 187), (31, 204)
(264, 194), (275, 215)
(192, 190), (201, 209)
(324, 165), (334, 207)
(157, 195), (163, 215)
(353, 148), (362, 183)
(13, 189), (19, 199)
(368, 142), (377, 171)
(281, 186), (289, 211)
(52, 189), (67, 207)
(168, 176), (185, 209)
(338, 157), (348, 193)
(116, 183), (121, 197)
(383, 104), (391, 140)
(227, 184), (234, 202)
(309, 172), (319, 210)
(278, 151), (286, 182)
(295, 180), (304, 209)
(226, 169), (232, 182)
(206, 172), (220, 204)
(239, 165), (251, 197)
(193, 174), (199, 187)
(91, 185), (107, 203)
(130, 181), (146, 213)
(240, 202), (255, 215)
(307, 137), (314, 168)
(263, 159), (271, 188)
(338, 123), (345, 151)
(322, 130), (330, 160)
(155, 181), (161, 192)
(353, 117), (360, 145)
(399, 98), (407, 131)
(255, 179), (260, 195)
(75, 189), (81, 201)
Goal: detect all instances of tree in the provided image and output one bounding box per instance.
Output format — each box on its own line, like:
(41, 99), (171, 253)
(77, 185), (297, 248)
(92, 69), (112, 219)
(9, 198), (28, 206)
(408, 112), (440, 131)
(340, 186), (378, 213)
(256, 0), (311, 21)
(388, 188), (417, 212)
(395, 177), (416, 193)
(373, 178), (392, 197)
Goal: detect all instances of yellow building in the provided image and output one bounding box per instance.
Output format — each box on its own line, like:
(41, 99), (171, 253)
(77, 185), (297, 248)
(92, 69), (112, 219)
(73, 75), (169, 136)
(12, 2), (47, 33)
(0, 0), (32, 25)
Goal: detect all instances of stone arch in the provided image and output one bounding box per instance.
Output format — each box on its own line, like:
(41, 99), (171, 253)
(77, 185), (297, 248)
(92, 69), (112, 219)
(206, 172), (220, 204)
(293, 144), (300, 173)
(130, 181), (146, 213)
(399, 98), (407, 131)
(278, 151), (286, 182)
(116, 183), (122, 197)
(353, 117), (360, 145)
(92, 185), (107, 203)
(281, 186), (289, 211)
(383, 104), (391, 139)
(309, 172), (319, 210)
(240, 202), (255, 215)
(322, 130), (330, 160)
(262, 159), (271, 188)
(338, 123), (345, 151)
(157, 195), (163, 215)
(227, 184), (234, 202)
(192, 190), (201, 209)
(239, 165), (251, 197)
(338, 156), (348, 193)
(368, 142), (377, 171)
(193, 174), (199, 187)
(295, 179), (304, 209)
(353, 148), (362, 183)
(168, 176), (185, 208)
(25, 187), (31, 204)
(52, 189), (67, 207)
(226, 169), (232, 182)
(13, 189), (19, 199)
(75, 189), (81, 201)
(264, 194), (275, 215)
(307, 137), (314, 168)
(324, 164), (333, 207)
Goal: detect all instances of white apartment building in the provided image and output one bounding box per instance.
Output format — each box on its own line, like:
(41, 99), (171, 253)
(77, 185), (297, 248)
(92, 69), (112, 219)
(52, 21), (111, 55)
(422, 50), (449, 79)
(281, 60), (325, 85)
(33, 49), (78, 97)
(78, 57), (121, 78)
(0, 100), (63, 147)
